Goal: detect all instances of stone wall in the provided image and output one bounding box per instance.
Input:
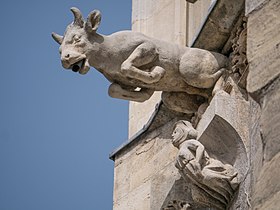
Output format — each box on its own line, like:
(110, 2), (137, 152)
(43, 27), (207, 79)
(187, 0), (212, 46)
(111, 0), (280, 209)
(113, 120), (181, 210)
(246, 0), (280, 208)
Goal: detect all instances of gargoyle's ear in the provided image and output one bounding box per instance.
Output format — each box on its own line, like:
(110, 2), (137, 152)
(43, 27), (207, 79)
(52, 32), (63, 45)
(85, 10), (101, 33)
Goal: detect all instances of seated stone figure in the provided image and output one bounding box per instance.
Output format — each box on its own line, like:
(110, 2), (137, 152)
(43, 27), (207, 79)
(172, 120), (239, 210)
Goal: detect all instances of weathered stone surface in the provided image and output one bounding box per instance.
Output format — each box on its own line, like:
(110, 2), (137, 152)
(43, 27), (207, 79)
(246, 0), (280, 94)
(252, 152), (280, 209)
(192, 0), (244, 52)
(187, 0), (212, 46)
(259, 78), (280, 162)
(254, 191), (280, 210)
(129, 92), (161, 137)
(246, 0), (280, 209)
(113, 180), (152, 210)
(248, 98), (262, 188)
(132, 0), (187, 45)
(113, 121), (181, 210)
(245, 0), (269, 15)
(197, 91), (250, 155)
(150, 164), (183, 209)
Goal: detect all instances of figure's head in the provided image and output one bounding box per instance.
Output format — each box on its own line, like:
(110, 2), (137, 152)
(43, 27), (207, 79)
(172, 120), (198, 148)
(52, 7), (102, 74)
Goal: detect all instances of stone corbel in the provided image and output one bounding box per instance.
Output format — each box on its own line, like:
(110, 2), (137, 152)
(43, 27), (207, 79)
(171, 91), (250, 209)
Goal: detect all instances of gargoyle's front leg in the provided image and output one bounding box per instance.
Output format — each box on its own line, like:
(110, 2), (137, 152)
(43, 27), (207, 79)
(121, 42), (166, 84)
(108, 83), (154, 102)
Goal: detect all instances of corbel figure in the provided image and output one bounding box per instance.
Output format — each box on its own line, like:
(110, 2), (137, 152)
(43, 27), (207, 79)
(172, 121), (239, 210)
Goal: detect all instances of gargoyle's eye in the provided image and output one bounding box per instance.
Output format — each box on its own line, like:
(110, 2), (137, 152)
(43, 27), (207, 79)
(73, 35), (81, 43)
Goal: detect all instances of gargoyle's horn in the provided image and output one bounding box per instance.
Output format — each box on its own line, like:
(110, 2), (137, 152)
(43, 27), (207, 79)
(70, 7), (84, 27)
(51, 32), (63, 45)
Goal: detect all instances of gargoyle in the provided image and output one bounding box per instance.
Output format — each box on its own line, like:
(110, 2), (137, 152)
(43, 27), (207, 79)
(52, 7), (229, 114)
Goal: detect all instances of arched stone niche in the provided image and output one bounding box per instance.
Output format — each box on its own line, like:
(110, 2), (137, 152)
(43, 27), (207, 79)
(196, 91), (250, 179)
(166, 91), (251, 210)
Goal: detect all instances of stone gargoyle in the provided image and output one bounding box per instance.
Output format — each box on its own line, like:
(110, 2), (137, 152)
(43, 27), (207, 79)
(52, 7), (230, 114)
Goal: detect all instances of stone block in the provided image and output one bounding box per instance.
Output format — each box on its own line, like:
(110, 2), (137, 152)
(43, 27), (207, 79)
(150, 163), (182, 209)
(187, 0), (212, 46)
(113, 121), (179, 209)
(248, 99), (263, 186)
(252, 152), (280, 209)
(113, 180), (152, 210)
(129, 92), (161, 138)
(254, 191), (280, 210)
(260, 79), (280, 162)
(113, 157), (132, 202)
(197, 91), (250, 154)
(129, 138), (178, 191)
(246, 0), (280, 94)
(245, 0), (269, 15)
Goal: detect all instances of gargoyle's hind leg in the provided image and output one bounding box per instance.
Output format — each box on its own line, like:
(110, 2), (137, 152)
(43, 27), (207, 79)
(195, 68), (227, 89)
(121, 42), (166, 84)
(108, 83), (154, 102)
(206, 68), (227, 88)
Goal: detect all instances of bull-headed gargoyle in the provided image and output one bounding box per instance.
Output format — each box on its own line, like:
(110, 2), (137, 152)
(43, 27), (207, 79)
(52, 7), (230, 114)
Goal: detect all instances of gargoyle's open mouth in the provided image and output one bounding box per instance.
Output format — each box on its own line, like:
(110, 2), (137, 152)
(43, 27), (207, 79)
(71, 59), (86, 72)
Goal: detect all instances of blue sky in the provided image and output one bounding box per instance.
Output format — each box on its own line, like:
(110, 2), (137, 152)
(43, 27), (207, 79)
(0, 1), (131, 209)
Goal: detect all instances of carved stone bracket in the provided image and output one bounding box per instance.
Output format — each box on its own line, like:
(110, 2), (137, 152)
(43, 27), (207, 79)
(171, 91), (250, 210)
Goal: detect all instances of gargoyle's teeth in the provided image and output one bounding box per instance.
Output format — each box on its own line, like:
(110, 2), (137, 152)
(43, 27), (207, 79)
(72, 60), (84, 72)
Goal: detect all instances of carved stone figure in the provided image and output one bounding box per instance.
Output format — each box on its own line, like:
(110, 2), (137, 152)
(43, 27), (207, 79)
(52, 7), (230, 114)
(172, 121), (239, 210)
(162, 201), (192, 210)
